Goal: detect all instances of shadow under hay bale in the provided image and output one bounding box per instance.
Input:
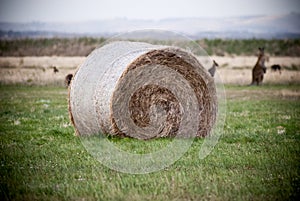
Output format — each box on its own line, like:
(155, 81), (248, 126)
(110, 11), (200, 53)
(69, 41), (217, 139)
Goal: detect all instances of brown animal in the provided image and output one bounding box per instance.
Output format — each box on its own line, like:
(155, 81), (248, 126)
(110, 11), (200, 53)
(65, 74), (73, 87)
(208, 60), (219, 77)
(271, 64), (281, 74)
(251, 47), (267, 85)
(52, 66), (59, 73)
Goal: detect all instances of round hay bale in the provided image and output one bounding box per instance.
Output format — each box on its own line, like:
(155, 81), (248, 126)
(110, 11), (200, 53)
(69, 41), (217, 139)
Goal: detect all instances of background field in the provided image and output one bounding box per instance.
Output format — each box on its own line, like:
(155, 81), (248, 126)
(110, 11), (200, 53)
(0, 38), (300, 200)
(0, 55), (299, 86)
(0, 38), (300, 86)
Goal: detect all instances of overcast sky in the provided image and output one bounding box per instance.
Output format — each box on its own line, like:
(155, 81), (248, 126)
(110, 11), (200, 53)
(0, 0), (299, 22)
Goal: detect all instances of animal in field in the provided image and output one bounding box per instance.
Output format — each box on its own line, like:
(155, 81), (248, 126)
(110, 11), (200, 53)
(52, 66), (59, 73)
(271, 64), (281, 74)
(250, 47), (267, 85)
(208, 60), (219, 77)
(65, 74), (73, 87)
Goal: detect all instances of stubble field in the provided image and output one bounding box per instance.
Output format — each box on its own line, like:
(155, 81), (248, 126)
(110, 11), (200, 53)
(0, 55), (299, 86)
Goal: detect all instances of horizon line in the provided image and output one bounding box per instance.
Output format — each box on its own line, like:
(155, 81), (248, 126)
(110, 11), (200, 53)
(0, 12), (298, 24)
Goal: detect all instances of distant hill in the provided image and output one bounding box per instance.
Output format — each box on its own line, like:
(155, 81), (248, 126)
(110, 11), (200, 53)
(0, 13), (300, 39)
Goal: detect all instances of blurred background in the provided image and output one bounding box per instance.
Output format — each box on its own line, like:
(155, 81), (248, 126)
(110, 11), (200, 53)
(0, 0), (299, 85)
(0, 0), (300, 38)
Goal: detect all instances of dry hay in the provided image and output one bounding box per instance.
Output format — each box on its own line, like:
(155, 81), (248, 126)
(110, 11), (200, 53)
(68, 41), (217, 139)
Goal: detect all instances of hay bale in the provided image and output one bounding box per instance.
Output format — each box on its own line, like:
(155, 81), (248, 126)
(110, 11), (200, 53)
(69, 41), (217, 139)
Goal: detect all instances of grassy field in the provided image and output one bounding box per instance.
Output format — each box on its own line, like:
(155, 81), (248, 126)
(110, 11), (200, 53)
(0, 84), (299, 200)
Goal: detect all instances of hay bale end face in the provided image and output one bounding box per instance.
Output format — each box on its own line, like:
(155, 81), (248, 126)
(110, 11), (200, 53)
(69, 41), (217, 139)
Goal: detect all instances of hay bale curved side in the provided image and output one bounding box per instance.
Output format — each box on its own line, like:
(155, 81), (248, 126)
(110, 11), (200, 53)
(69, 41), (217, 139)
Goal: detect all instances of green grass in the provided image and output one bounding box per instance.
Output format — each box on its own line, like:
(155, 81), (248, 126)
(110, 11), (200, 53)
(0, 85), (299, 200)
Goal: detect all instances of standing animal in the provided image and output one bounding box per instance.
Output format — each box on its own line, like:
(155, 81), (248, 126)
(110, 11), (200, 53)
(65, 74), (73, 87)
(271, 64), (281, 74)
(52, 66), (59, 73)
(208, 60), (219, 77)
(250, 47), (267, 85)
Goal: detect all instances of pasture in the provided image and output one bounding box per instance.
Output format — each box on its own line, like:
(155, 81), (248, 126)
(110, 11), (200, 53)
(0, 38), (300, 200)
(0, 84), (299, 200)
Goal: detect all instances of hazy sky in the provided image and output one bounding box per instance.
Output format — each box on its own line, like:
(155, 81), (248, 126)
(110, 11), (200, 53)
(0, 0), (299, 22)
